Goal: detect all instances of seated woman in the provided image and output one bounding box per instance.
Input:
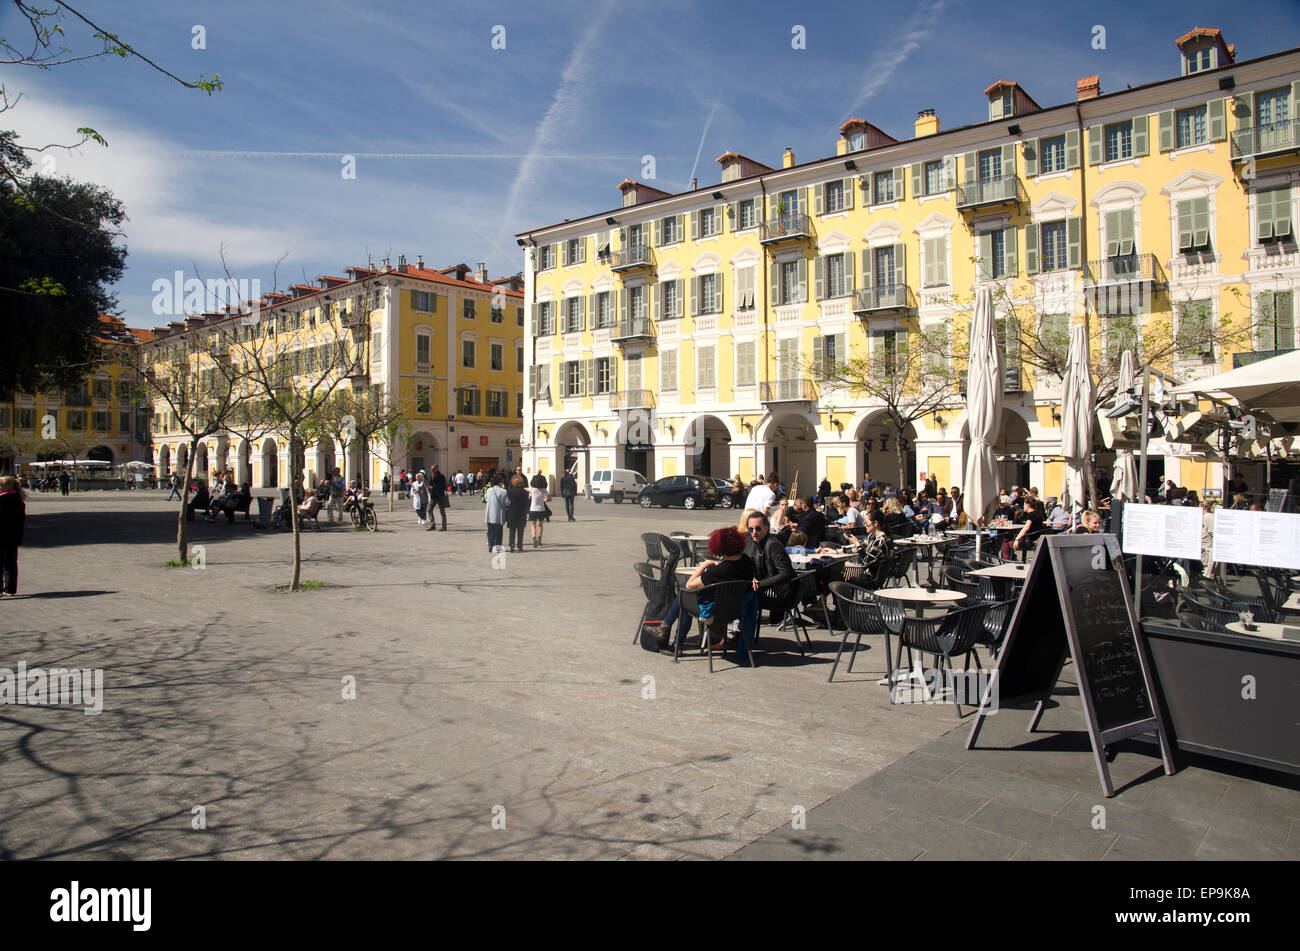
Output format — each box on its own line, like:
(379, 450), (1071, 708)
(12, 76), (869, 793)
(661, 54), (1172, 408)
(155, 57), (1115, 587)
(223, 484), (252, 524)
(882, 495), (913, 538)
(1002, 498), (1046, 559)
(770, 500), (791, 534)
(658, 527), (756, 652)
(186, 484), (211, 520)
(824, 495), (864, 547)
(856, 509), (895, 586)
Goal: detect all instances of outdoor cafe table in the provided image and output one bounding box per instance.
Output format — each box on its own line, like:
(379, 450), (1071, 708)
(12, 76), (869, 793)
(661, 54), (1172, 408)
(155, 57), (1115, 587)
(1226, 621), (1300, 641)
(893, 535), (952, 585)
(967, 562), (1029, 581)
(869, 587), (967, 688)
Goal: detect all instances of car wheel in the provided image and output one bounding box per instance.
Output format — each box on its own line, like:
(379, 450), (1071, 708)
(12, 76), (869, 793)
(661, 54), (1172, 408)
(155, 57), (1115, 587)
(719, 497), (732, 509)
(593, 497), (603, 503)
(613, 492), (624, 504)
(638, 495), (652, 508)
(683, 496), (696, 510)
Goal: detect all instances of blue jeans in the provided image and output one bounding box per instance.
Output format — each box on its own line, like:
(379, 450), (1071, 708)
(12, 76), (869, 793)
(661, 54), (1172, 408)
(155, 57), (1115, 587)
(662, 596), (693, 646)
(486, 522), (504, 550)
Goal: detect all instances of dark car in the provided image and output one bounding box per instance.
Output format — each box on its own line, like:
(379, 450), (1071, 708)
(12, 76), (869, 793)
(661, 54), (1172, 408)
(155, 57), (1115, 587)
(711, 478), (734, 508)
(637, 475), (719, 510)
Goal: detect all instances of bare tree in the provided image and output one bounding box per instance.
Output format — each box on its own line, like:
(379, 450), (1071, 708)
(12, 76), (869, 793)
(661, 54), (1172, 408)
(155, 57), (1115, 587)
(319, 385), (412, 505)
(373, 413), (412, 512)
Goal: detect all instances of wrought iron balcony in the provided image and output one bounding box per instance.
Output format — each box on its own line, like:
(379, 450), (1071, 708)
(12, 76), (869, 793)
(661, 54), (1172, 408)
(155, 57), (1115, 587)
(760, 379), (818, 404)
(609, 245), (653, 271)
(610, 389), (655, 410)
(611, 317), (654, 342)
(956, 174), (1023, 211)
(1084, 253), (1165, 314)
(960, 368), (1024, 395)
(759, 213), (813, 245)
(1233, 348), (1295, 369)
(1231, 119), (1300, 160)
(852, 284), (914, 315)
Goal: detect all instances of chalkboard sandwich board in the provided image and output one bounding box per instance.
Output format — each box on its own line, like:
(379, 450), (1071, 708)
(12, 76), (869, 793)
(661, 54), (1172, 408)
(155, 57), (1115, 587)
(966, 533), (1175, 797)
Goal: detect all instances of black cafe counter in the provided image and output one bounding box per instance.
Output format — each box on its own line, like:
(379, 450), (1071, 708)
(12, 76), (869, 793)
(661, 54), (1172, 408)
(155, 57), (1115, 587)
(1141, 621), (1300, 777)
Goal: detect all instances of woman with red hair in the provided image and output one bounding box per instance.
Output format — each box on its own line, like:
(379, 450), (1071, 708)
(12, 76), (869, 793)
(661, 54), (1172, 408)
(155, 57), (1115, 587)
(682, 527), (755, 650)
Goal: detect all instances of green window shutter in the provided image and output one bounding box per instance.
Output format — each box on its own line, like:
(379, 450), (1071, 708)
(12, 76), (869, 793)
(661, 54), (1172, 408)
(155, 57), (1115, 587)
(727, 201), (737, 230)
(797, 257), (808, 302)
(1178, 201), (1195, 250)
(1132, 115), (1149, 156)
(1025, 223), (1040, 274)
(803, 186), (814, 217)
(861, 248), (874, 290)
(1064, 129), (1080, 169)
(619, 227), (628, 251)
(813, 183), (824, 216)
(911, 163), (922, 197)
(673, 279), (683, 318)
(1158, 110), (1174, 152)
(1279, 292), (1295, 346)
(678, 214), (686, 241)
(619, 288), (628, 323)
(716, 272), (725, 313)
(812, 335), (825, 378)
(688, 211), (697, 241)
(842, 179), (854, 211)
(410, 289), (418, 309)
(963, 150), (977, 183)
(559, 242), (568, 266)
(843, 252), (855, 292)
(1257, 188), (1276, 241)
(1207, 98), (1226, 142)
(893, 242), (906, 289)
(651, 283), (660, 321)
(530, 303), (538, 336)
(770, 262), (781, 305)
(1088, 126), (1103, 165)
(977, 232), (993, 280)
(1024, 138), (1038, 177)
(893, 166), (905, 201)
(1234, 92), (1254, 131)
(1003, 226), (1018, 276)
(580, 294), (588, 330)
(1192, 198), (1210, 249)
(1001, 143), (1016, 177)
(1067, 216), (1082, 269)
(1119, 209), (1135, 255)
(586, 358), (597, 395)
(689, 276), (698, 317)
(1275, 186), (1293, 239)
(1104, 210), (1120, 257)
(1258, 290), (1275, 343)
(814, 256), (826, 300)
(923, 238), (938, 287)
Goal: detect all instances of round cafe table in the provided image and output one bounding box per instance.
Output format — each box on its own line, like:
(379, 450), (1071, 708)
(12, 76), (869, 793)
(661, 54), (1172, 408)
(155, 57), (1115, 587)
(870, 587), (967, 687)
(968, 562), (1029, 581)
(893, 535), (952, 585)
(1225, 621), (1295, 641)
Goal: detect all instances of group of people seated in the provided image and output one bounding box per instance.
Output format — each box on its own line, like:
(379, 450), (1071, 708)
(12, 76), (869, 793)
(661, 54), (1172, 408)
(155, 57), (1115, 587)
(197, 471), (253, 524)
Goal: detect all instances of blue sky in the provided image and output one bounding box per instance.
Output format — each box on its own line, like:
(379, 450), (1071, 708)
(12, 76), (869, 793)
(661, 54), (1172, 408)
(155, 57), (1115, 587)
(3, 0), (1297, 324)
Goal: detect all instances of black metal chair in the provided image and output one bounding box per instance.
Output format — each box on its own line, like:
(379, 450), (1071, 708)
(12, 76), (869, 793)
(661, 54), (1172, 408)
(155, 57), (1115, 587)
(806, 558), (848, 642)
(667, 531), (694, 565)
(755, 569), (817, 655)
(884, 546), (916, 588)
(1176, 592), (1240, 634)
(678, 580), (756, 671)
(641, 532), (670, 567)
(1200, 580), (1277, 623)
(632, 561), (669, 644)
(946, 575), (982, 606)
(828, 582), (891, 683)
(893, 602), (991, 713)
(978, 598), (1018, 657)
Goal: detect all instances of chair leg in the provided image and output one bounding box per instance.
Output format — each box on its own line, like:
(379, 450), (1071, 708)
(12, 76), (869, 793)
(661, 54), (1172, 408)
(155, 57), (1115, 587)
(846, 633), (864, 673)
(634, 603), (649, 644)
(828, 628), (851, 683)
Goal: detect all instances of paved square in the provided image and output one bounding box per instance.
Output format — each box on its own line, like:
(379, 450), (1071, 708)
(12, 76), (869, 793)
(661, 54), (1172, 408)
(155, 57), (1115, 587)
(0, 491), (961, 860)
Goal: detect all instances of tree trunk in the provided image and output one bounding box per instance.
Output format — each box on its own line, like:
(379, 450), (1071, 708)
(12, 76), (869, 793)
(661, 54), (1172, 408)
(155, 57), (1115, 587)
(895, 423), (908, 491)
(177, 438), (197, 563)
(289, 423), (302, 591)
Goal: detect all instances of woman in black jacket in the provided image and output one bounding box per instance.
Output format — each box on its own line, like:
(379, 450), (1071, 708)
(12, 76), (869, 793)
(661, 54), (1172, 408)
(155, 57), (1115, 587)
(0, 476), (25, 597)
(505, 475), (530, 553)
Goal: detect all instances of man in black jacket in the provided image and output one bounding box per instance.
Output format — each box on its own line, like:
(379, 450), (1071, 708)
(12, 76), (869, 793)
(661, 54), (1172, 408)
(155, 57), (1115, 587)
(428, 465), (449, 531)
(745, 510), (797, 628)
(559, 470), (578, 520)
(781, 497), (827, 548)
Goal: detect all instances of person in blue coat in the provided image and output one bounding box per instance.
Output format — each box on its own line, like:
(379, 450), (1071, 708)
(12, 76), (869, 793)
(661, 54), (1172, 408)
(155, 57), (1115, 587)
(483, 474), (509, 552)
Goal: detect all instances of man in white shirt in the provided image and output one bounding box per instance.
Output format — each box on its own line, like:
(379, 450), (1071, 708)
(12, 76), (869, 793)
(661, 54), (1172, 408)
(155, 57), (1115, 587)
(743, 473), (779, 515)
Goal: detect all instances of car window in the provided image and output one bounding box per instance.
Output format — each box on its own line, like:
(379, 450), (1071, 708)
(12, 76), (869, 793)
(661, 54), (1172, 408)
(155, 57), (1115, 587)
(635, 474), (647, 484)
(654, 477), (672, 488)
(669, 476), (688, 489)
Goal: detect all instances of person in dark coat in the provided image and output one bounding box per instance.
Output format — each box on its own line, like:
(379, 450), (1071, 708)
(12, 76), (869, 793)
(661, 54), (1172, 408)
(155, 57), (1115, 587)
(428, 465), (449, 531)
(58, 469), (70, 495)
(0, 476), (25, 596)
(505, 474), (530, 552)
(559, 470), (578, 521)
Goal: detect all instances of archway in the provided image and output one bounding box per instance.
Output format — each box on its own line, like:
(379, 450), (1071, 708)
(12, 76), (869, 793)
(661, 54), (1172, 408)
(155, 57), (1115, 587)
(683, 414), (732, 480)
(407, 430), (439, 476)
(87, 445), (113, 463)
(215, 436), (230, 476)
(236, 439), (251, 486)
(855, 413), (918, 492)
(763, 411), (820, 497)
(961, 408), (1032, 494)
(176, 442), (189, 478)
(158, 444), (171, 478)
(314, 437), (336, 486)
(260, 438), (278, 488)
(195, 443), (209, 480)
(553, 420), (593, 487)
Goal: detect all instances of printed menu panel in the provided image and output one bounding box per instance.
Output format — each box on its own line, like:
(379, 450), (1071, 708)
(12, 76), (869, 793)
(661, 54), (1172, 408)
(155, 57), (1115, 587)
(1212, 509), (1300, 570)
(1120, 503), (1203, 560)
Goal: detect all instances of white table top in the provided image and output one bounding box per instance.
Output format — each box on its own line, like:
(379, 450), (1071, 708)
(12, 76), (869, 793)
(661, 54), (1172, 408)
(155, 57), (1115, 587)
(1225, 621), (1300, 641)
(1284, 591), (1300, 612)
(871, 587), (966, 604)
(895, 535), (952, 547)
(968, 563), (1029, 579)
(789, 551), (855, 570)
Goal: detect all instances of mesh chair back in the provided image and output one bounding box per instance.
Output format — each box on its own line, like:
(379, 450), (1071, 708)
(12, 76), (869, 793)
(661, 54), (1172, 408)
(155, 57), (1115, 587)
(642, 532), (667, 565)
(688, 579), (753, 626)
(981, 598), (1017, 649)
(634, 562), (660, 601)
(830, 582), (887, 637)
(1176, 594), (1238, 634)
(887, 546), (915, 586)
(947, 576), (982, 605)
(902, 602), (989, 656)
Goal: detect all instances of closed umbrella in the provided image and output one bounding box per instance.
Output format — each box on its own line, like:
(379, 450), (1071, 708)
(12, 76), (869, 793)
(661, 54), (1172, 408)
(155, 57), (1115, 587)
(1109, 350), (1139, 501)
(962, 287), (1003, 554)
(1060, 323), (1096, 515)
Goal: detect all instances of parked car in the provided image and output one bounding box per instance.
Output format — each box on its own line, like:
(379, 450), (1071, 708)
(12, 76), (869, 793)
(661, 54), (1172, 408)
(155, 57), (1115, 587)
(637, 475), (719, 510)
(590, 467), (647, 504)
(711, 477), (734, 508)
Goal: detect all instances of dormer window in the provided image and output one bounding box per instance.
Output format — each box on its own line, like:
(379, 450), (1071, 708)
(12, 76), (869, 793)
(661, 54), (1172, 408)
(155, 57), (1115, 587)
(848, 131), (864, 151)
(1186, 45), (1213, 74)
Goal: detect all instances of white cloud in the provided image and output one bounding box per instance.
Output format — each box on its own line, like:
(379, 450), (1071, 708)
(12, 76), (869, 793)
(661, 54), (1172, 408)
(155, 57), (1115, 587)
(849, 0), (949, 112)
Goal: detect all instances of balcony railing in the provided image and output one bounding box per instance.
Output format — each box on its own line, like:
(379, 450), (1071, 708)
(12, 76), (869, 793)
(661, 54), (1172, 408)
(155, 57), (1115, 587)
(760, 379), (818, 403)
(610, 389), (655, 410)
(611, 317), (654, 342)
(759, 213), (813, 244)
(958, 367), (1023, 396)
(1231, 119), (1300, 160)
(852, 284), (914, 315)
(1233, 348), (1295, 369)
(610, 245), (653, 271)
(956, 174), (1022, 211)
(1084, 252), (1164, 286)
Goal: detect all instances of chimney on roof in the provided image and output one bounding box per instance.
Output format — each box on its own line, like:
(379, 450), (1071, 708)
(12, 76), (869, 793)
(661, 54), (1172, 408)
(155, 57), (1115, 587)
(1076, 76), (1101, 101)
(915, 108), (939, 137)
(382, 256), (391, 272)
(416, 255), (424, 269)
(397, 254), (408, 273)
(475, 262), (488, 284)
(782, 148), (795, 169)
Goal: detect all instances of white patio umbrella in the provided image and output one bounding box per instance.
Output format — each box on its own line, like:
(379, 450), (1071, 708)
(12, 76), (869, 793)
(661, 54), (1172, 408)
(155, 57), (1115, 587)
(1060, 323), (1096, 514)
(962, 287), (1003, 554)
(1109, 350), (1139, 501)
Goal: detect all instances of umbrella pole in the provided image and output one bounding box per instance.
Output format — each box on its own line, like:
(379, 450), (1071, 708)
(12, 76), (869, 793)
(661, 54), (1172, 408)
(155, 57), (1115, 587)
(1134, 365), (1150, 624)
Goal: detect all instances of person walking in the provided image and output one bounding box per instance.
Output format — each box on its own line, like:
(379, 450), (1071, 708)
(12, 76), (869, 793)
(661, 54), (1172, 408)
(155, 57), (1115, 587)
(528, 476), (551, 547)
(505, 474), (530, 552)
(484, 474), (509, 551)
(381, 472), (391, 497)
(326, 467), (345, 523)
(411, 470), (429, 525)
(428, 465), (449, 531)
(0, 476), (25, 597)
(559, 469), (578, 521)
(58, 469), (70, 496)
(166, 472), (181, 501)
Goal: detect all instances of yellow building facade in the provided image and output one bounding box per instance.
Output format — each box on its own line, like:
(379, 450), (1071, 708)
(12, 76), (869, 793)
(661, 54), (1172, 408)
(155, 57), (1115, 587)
(147, 259), (525, 488)
(519, 30), (1299, 499)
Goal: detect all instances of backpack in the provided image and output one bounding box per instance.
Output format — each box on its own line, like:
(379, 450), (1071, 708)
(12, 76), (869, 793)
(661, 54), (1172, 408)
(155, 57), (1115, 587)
(638, 547), (681, 651)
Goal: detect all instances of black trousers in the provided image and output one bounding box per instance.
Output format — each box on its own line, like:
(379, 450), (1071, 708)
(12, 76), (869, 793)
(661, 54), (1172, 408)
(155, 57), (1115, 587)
(0, 546), (16, 594)
(563, 494), (575, 518)
(508, 520), (526, 550)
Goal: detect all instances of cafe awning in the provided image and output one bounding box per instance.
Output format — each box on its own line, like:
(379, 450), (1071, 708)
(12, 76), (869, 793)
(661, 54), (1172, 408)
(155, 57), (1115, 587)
(1170, 350), (1300, 421)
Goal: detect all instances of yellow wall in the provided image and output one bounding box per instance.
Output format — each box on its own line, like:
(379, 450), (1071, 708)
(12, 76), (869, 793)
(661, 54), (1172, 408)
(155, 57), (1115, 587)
(826, 455), (846, 488)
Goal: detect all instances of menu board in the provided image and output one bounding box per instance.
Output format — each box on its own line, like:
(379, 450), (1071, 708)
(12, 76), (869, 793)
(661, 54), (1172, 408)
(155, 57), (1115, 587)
(1211, 508), (1300, 570)
(1121, 503), (1203, 560)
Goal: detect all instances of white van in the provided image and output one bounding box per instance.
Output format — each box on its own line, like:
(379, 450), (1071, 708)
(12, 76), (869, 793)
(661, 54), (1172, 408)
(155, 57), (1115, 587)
(590, 468), (647, 504)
